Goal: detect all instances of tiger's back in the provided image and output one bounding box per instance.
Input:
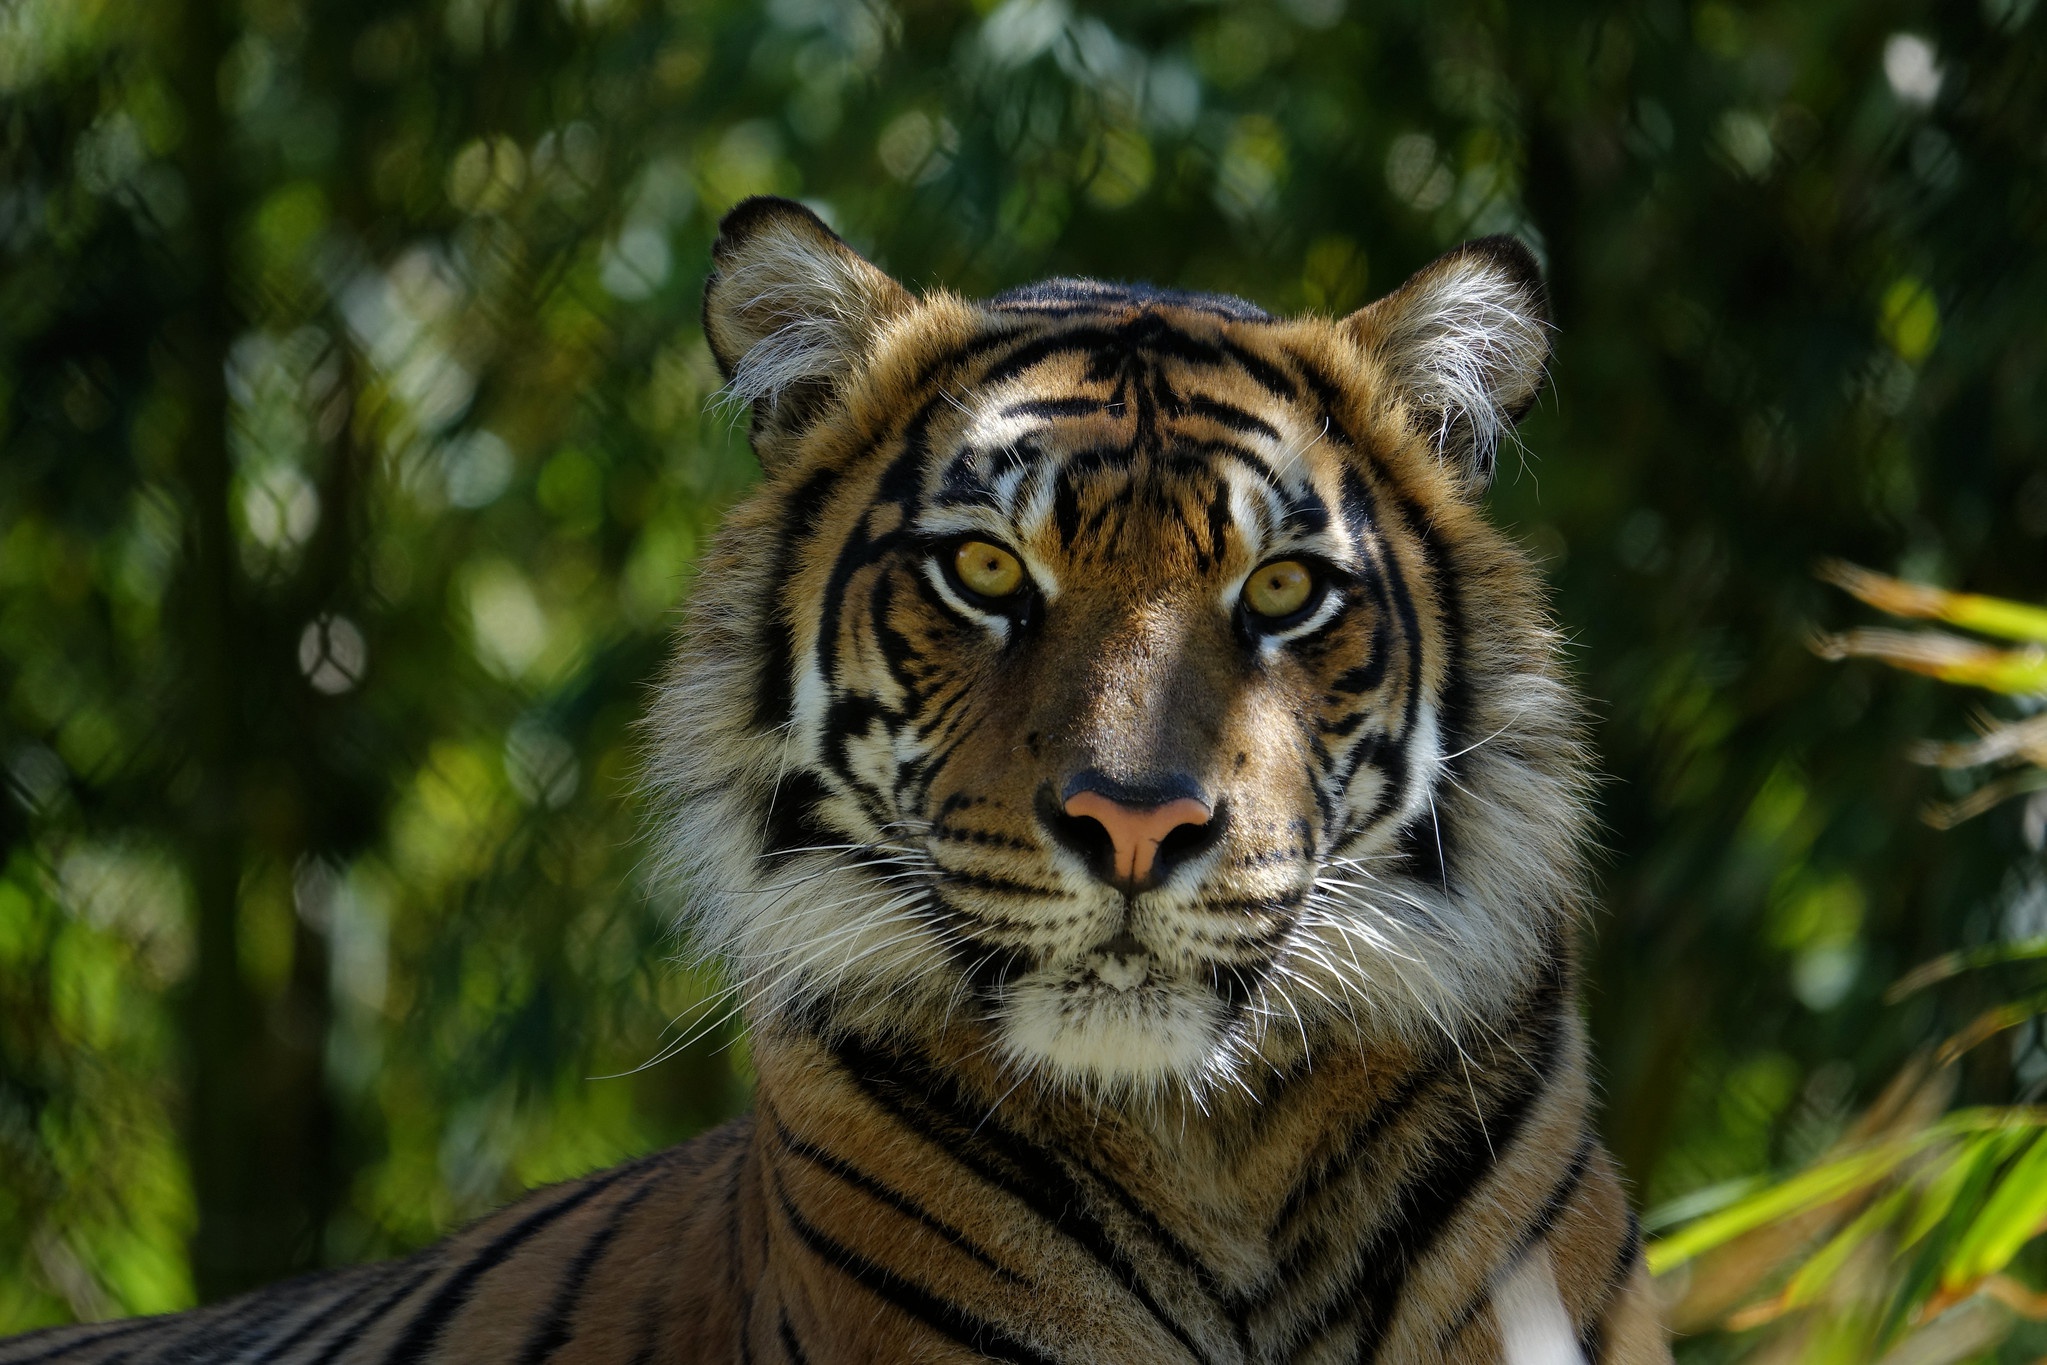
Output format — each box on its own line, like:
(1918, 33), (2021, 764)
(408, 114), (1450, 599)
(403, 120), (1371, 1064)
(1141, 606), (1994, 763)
(4, 198), (1671, 1364)
(0, 1127), (750, 1365)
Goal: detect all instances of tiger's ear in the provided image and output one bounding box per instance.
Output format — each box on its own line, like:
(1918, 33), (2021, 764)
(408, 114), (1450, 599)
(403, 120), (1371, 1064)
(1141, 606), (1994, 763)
(702, 197), (912, 463)
(1343, 236), (1550, 486)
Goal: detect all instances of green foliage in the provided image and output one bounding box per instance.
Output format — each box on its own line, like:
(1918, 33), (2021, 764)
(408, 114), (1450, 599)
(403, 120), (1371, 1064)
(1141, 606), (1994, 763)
(1653, 577), (2047, 1357)
(1, 0), (2044, 1355)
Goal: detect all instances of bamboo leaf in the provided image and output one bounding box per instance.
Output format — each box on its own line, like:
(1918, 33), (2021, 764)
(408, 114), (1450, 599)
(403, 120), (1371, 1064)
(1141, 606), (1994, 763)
(1784, 1185), (1910, 1307)
(1811, 628), (2047, 696)
(1900, 1130), (2033, 1249)
(1641, 1175), (1768, 1234)
(1920, 768), (2047, 830)
(1819, 560), (2047, 644)
(1651, 1110), (2047, 1276)
(1890, 938), (2047, 1000)
(1649, 1137), (1932, 1272)
(1882, 1131), (2036, 1343)
(1942, 1132), (2047, 1288)
(1936, 991), (2047, 1066)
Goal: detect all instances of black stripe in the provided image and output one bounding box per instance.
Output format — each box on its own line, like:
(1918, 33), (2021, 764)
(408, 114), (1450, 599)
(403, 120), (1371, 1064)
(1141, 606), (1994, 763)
(625, 1288), (665, 1365)
(769, 1112), (1015, 1279)
(0, 1319), (164, 1365)
(1577, 1211), (1642, 1364)
(987, 280), (1270, 322)
(300, 1270), (435, 1365)
(1277, 962), (1567, 1359)
(1435, 1128), (1598, 1350)
(514, 1158), (671, 1365)
(831, 1035), (1220, 1364)
(153, 1273), (372, 1365)
(1310, 348), (1478, 877)
(1215, 337), (1298, 401)
(1267, 1046), (1444, 1255)
(938, 869), (1073, 899)
(775, 1311), (810, 1365)
(1346, 987), (1568, 1361)
(723, 1136), (753, 1365)
(1001, 396), (1104, 421)
(754, 466), (842, 730)
(1186, 394), (1280, 440)
(773, 1180), (1057, 1365)
(381, 1159), (652, 1365)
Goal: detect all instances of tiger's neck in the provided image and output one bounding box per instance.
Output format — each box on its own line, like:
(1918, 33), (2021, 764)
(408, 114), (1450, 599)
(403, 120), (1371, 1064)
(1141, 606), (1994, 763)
(747, 953), (1583, 1304)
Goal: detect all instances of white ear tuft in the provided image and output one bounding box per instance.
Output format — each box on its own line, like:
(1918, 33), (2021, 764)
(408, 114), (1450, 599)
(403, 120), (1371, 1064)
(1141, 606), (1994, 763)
(1346, 236), (1551, 485)
(702, 198), (911, 459)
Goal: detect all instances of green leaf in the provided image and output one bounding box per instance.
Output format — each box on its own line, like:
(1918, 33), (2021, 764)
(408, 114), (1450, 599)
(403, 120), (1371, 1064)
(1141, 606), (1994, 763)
(1650, 1110), (2047, 1276)
(1942, 1131), (2047, 1287)
(1819, 561), (2047, 645)
(1648, 1136), (1931, 1273)
(1784, 1185), (1910, 1307)
(1882, 1131), (2031, 1344)
(1900, 1130), (2030, 1249)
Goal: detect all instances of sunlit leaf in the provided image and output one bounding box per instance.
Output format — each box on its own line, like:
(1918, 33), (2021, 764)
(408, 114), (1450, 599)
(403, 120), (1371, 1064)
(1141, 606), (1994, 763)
(1650, 1110), (2047, 1274)
(1810, 627), (2047, 696)
(1649, 1135), (1931, 1272)
(1942, 1131), (2047, 1288)
(1819, 560), (2047, 646)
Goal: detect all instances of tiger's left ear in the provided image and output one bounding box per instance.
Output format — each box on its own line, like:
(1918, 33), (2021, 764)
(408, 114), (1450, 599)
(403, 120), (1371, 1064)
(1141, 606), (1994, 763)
(702, 197), (913, 464)
(1343, 236), (1550, 486)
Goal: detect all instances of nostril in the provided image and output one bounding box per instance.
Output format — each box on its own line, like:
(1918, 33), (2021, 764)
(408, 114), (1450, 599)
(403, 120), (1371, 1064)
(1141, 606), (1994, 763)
(1036, 785), (1120, 884)
(1151, 808), (1225, 882)
(1047, 779), (1218, 891)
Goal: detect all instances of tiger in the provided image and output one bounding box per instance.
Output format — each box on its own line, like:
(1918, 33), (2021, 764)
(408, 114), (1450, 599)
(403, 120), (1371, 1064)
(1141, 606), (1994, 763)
(2, 196), (1670, 1365)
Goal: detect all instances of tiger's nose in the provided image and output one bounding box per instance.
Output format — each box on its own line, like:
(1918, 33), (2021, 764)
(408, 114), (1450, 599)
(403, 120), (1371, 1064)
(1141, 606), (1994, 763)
(1044, 776), (1218, 893)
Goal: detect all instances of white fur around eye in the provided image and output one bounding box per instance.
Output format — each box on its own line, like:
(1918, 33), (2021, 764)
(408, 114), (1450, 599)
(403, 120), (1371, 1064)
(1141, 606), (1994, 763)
(921, 556), (1014, 643)
(1256, 586), (1346, 650)
(1223, 560), (1347, 649)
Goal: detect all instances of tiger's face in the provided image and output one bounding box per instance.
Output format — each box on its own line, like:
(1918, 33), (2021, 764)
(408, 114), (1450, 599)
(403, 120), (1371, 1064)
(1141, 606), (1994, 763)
(651, 199), (1589, 1099)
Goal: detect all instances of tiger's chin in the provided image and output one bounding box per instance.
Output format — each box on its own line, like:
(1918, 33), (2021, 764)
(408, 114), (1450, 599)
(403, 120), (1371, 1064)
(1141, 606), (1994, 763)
(992, 957), (1235, 1093)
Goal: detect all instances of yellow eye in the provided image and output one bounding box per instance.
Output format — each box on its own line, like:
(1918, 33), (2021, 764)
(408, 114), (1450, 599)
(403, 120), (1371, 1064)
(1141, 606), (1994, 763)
(1244, 560), (1316, 619)
(953, 540), (1025, 598)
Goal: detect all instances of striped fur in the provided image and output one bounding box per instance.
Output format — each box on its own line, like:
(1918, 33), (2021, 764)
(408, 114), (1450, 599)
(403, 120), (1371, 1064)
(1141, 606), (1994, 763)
(4, 198), (1669, 1363)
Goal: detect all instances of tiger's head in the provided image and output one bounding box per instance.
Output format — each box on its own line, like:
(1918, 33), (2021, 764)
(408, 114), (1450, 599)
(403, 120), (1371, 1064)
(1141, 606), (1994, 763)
(649, 197), (1590, 1100)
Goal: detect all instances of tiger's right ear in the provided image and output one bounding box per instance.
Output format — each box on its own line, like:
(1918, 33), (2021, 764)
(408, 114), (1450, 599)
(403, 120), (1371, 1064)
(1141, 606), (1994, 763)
(702, 197), (912, 462)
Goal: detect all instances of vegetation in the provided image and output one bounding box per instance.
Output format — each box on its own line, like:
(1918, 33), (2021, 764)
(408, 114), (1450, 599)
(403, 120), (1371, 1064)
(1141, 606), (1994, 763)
(1653, 571), (2047, 1360)
(1, 0), (2043, 1355)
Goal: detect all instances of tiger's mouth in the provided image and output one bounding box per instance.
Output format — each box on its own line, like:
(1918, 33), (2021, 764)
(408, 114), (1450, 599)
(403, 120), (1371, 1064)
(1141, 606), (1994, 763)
(1087, 928), (1150, 990)
(965, 900), (1288, 1089)
(993, 955), (1241, 1087)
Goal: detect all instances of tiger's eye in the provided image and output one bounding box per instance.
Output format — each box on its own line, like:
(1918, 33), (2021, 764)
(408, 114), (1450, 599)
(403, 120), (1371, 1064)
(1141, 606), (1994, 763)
(954, 540), (1024, 598)
(1244, 560), (1315, 619)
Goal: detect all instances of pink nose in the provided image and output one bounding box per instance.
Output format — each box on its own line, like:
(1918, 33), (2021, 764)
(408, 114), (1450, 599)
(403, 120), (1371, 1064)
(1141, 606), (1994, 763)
(1062, 790), (1213, 889)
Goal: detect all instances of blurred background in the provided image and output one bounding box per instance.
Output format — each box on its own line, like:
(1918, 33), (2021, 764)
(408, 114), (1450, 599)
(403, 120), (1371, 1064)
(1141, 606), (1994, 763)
(1, 0), (2044, 1356)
